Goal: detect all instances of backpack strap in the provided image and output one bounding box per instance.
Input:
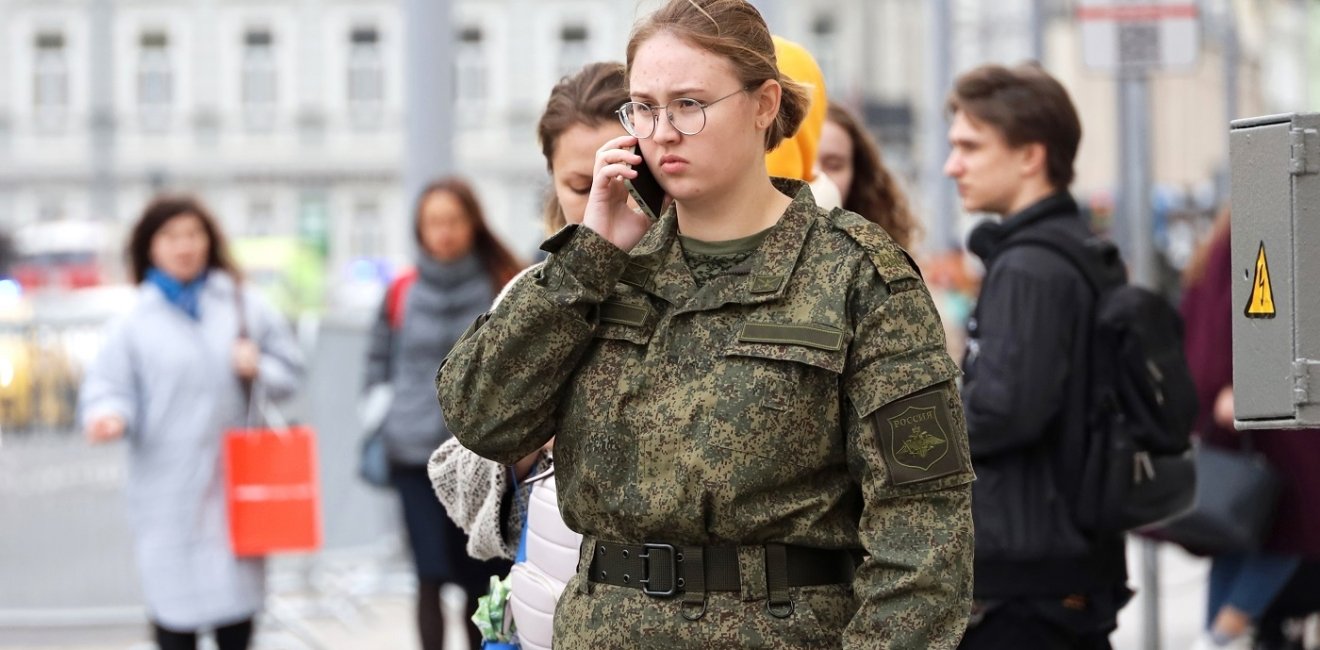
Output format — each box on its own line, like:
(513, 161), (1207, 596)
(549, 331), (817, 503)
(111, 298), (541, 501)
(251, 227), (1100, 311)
(998, 229), (1124, 297)
(386, 268), (419, 330)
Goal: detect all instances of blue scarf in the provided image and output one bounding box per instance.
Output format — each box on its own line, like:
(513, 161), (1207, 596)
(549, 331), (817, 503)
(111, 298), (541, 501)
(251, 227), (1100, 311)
(147, 268), (207, 320)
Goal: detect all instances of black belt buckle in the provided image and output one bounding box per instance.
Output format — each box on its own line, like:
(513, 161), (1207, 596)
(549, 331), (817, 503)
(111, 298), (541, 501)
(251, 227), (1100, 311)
(638, 543), (677, 597)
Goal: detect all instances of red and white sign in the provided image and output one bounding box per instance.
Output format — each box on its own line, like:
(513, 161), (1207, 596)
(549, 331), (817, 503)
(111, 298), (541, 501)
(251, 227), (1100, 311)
(1078, 0), (1200, 72)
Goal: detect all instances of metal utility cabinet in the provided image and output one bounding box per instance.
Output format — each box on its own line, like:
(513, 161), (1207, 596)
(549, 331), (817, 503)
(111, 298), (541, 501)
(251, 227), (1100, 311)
(1230, 112), (1320, 430)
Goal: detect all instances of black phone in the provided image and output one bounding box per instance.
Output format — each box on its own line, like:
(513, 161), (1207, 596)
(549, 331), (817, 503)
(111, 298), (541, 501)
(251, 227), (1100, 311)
(625, 145), (666, 221)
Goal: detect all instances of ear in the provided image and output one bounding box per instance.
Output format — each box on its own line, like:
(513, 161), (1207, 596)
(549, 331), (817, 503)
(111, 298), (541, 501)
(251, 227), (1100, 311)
(753, 79), (782, 131)
(1020, 142), (1047, 179)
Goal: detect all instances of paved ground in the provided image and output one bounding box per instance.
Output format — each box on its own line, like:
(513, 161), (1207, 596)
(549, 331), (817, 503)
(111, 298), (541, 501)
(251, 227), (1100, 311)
(0, 590), (467, 650)
(1115, 538), (1211, 649)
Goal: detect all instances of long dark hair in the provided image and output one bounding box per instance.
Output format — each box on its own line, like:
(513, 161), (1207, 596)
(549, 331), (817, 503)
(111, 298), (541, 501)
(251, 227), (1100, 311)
(537, 62), (629, 233)
(414, 177), (522, 289)
(826, 104), (921, 250)
(127, 194), (240, 283)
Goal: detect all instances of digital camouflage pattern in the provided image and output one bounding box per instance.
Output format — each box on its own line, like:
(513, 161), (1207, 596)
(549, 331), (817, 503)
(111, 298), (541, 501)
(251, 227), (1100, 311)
(683, 247), (758, 287)
(678, 229), (770, 287)
(438, 180), (974, 649)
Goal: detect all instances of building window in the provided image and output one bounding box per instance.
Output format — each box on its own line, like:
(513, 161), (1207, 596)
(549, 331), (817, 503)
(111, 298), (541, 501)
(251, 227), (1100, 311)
(0, 191), (13, 229)
(455, 26), (485, 125)
(138, 31), (172, 132)
(349, 199), (382, 259)
(811, 13), (839, 90)
(242, 29), (277, 132)
(37, 198), (65, 223)
(297, 191), (329, 256)
(347, 26), (384, 130)
(557, 24), (590, 80)
(33, 32), (69, 133)
(0, 113), (11, 152)
(246, 198), (274, 237)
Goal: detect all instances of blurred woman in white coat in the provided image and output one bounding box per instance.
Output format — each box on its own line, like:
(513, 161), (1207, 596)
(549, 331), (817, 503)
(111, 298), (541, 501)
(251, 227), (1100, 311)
(79, 195), (303, 650)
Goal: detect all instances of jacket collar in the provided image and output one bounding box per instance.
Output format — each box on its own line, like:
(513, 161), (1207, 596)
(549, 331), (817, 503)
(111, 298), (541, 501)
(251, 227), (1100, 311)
(624, 178), (817, 312)
(968, 191), (1079, 262)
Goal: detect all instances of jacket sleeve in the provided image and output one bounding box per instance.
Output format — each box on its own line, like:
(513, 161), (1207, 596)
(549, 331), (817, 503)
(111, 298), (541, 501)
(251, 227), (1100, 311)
(364, 293), (393, 391)
(842, 263), (975, 650)
(78, 316), (140, 436)
(961, 262), (1077, 458)
(436, 225), (629, 464)
(247, 289), (305, 402)
(428, 437), (520, 560)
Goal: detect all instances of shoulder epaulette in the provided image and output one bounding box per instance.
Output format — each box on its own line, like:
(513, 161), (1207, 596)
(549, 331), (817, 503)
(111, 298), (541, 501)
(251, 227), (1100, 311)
(828, 208), (923, 291)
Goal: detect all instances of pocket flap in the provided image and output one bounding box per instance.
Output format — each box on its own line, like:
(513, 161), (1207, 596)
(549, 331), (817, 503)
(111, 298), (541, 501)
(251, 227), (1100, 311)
(593, 298), (655, 344)
(726, 322), (847, 374)
(737, 322), (845, 351)
(599, 300), (650, 327)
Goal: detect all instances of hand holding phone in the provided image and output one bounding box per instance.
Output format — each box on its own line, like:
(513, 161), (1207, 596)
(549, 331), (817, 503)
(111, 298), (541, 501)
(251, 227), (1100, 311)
(582, 135), (655, 252)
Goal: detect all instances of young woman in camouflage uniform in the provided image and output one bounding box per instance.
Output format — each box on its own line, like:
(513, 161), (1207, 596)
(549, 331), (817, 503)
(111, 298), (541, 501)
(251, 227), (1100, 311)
(438, 1), (974, 647)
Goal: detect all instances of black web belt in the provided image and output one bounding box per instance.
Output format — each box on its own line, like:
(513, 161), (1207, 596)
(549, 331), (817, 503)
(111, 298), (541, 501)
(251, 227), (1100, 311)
(586, 541), (857, 603)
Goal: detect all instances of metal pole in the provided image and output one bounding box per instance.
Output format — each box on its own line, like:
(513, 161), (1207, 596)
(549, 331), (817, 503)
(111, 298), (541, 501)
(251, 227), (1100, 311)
(860, 0), (876, 104)
(1213, 0), (1239, 203)
(403, 0), (454, 220)
(1029, 0), (1046, 63)
(1117, 72), (1156, 288)
(1141, 538), (1162, 650)
(1223, 1), (1238, 124)
(922, 0), (956, 252)
(1303, 0), (1317, 111)
(88, 0), (115, 221)
(1119, 59), (1161, 646)
(1311, 0), (1320, 109)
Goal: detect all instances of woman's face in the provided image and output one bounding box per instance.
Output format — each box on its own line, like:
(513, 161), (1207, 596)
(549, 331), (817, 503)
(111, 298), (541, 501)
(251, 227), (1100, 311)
(149, 213), (211, 282)
(418, 190), (476, 262)
(818, 119), (855, 205)
(627, 32), (773, 203)
(552, 122), (626, 224)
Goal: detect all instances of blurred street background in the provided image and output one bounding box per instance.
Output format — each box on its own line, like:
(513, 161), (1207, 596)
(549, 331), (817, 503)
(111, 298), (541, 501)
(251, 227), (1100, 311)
(2, 0), (1318, 648)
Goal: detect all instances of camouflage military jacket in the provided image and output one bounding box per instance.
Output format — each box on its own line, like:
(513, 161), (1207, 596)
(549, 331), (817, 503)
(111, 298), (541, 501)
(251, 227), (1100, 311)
(439, 180), (974, 648)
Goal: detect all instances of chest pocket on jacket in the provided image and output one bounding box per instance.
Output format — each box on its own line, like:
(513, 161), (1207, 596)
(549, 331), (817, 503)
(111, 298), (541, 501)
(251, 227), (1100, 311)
(710, 322), (847, 468)
(561, 298), (657, 434)
(557, 297), (659, 512)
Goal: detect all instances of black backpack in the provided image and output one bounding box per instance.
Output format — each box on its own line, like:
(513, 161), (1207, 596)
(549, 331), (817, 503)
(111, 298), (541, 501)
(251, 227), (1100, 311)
(1003, 230), (1198, 533)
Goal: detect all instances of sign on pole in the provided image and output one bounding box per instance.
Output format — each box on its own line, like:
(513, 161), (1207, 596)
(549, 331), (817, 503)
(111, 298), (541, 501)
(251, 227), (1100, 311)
(1078, 0), (1200, 72)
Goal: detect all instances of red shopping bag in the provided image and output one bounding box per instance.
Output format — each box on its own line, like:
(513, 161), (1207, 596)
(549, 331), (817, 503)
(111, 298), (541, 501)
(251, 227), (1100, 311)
(223, 424), (322, 556)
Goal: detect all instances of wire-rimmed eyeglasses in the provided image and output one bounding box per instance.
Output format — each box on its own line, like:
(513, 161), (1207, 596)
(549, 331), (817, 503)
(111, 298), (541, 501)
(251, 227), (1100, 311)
(616, 86), (751, 139)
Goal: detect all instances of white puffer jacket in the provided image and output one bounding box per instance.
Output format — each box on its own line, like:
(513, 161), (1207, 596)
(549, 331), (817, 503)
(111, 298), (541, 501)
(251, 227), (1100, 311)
(428, 443), (580, 650)
(506, 467), (580, 650)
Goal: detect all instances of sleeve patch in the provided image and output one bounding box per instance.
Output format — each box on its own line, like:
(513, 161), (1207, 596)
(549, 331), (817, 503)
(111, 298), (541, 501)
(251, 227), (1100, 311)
(875, 386), (966, 486)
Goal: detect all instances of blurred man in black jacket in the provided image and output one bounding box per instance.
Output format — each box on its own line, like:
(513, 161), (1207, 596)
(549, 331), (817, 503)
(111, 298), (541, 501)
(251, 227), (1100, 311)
(946, 63), (1130, 650)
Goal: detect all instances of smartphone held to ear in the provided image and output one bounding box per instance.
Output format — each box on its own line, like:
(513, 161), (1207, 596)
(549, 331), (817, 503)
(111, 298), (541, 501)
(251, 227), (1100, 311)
(625, 145), (666, 221)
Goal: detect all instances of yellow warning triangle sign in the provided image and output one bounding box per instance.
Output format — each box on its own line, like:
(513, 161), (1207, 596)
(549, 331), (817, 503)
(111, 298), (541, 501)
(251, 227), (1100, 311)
(1245, 242), (1276, 319)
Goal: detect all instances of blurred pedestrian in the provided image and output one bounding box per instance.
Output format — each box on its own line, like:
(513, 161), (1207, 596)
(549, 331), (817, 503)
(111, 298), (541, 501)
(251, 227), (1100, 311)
(78, 195), (304, 650)
(428, 60), (627, 650)
(763, 35), (842, 209)
(363, 177), (520, 650)
(948, 64), (1131, 650)
(818, 103), (921, 250)
(1181, 210), (1320, 650)
(438, 1), (973, 648)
